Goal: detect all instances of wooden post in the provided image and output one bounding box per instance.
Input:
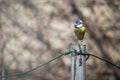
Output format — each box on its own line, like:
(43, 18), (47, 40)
(71, 43), (86, 80)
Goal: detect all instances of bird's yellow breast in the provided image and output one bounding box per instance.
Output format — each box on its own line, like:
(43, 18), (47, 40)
(74, 26), (86, 40)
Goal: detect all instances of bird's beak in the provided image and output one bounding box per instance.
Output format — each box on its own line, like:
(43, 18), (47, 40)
(74, 25), (77, 28)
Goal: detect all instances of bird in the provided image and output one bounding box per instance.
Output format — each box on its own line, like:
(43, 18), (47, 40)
(74, 19), (86, 41)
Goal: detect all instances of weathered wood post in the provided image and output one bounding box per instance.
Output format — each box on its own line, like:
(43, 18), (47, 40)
(70, 43), (86, 80)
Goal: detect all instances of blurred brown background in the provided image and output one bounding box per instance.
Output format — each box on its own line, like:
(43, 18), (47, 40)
(0, 0), (120, 80)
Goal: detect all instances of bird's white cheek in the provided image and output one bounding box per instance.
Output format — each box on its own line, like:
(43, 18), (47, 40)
(76, 24), (83, 28)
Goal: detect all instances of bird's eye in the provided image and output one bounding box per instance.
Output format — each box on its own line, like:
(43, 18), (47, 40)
(75, 19), (82, 24)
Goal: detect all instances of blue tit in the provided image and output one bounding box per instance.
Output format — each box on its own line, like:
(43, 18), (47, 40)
(74, 19), (86, 40)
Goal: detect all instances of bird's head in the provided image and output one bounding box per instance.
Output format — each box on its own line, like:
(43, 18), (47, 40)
(74, 19), (83, 28)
